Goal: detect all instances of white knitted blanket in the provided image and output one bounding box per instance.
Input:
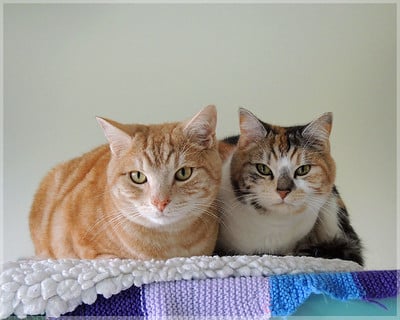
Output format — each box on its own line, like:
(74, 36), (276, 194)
(0, 255), (362, 319)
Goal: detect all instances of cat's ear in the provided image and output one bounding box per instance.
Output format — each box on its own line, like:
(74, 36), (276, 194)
(183, 105), (217, 148)
(96, 117), (132, 156)
(238, 108), (267, 147)
(302, 112), (333, 147)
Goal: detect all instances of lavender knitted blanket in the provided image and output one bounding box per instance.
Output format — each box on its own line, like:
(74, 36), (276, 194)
(1, 255), (397, 319)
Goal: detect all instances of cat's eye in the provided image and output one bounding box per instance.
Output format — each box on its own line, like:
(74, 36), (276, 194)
(295, 165), (311, 177)
(175, 167), (193, 181)
(130, 171), (147, 184)
(256, 164), (272, 176)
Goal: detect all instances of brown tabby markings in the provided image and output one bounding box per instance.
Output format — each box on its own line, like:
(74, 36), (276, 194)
(217, 109), (363, 265)
(30, 106), (221, 260)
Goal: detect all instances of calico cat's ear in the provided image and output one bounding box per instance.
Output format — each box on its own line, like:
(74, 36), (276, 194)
(302, 112), (333, 147)
(96, 117), (132, 156)
(238, 108), (267, 147)
(183, 105), (217, 148)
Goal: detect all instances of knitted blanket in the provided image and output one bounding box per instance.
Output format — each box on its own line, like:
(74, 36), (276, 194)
(66, 270), (399, 319)
(0, 255), (395, 319)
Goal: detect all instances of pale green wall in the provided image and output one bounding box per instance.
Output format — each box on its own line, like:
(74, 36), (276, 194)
(3, 3), (396, 269)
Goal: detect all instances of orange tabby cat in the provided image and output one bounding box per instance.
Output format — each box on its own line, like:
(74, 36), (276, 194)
(29, 105), (222, 260)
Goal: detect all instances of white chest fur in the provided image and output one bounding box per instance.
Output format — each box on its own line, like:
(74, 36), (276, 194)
(217, 157), (320, 255)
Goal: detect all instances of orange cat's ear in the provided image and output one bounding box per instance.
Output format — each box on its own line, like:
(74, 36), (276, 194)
(183, 105), (217, 149)
(96, 117), (132, 156)
(238, 107), (267, 147)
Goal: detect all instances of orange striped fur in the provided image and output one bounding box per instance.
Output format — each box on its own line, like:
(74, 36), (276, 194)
(29, 105), (222, 259)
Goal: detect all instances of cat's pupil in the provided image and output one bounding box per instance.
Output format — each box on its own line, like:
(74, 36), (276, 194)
(175, 167), (193, 181)
(295, 165), (311, 177)
(130, 171), (147, 184)
(256, 164), (272, 176)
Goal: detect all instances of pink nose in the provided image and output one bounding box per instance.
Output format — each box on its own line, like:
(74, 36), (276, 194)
(278, 190), (290, 199)
(152, 198), (171, 212)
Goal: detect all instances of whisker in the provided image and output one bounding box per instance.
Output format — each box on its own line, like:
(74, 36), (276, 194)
(82, 205), (141, 241)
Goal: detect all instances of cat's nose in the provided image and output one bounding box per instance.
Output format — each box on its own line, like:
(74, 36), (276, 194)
(152, 198), (171, 212)
(277, 190), (290, 199)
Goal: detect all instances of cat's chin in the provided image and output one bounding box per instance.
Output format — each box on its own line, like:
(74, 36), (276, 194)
(266, 201), (307, 215)
(146, 215), (184, 226)
(125, 212), (193, 229)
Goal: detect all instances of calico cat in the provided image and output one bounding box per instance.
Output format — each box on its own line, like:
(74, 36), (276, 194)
(29, 105), (222, 260)
(216, 108), (364, 266)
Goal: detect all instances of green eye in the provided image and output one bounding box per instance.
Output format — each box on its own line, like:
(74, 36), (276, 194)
(130, 171), (147, 184)
(256, 164), (272, 176)
(175, 167), (193, 181)
(295, 165), (311, 177)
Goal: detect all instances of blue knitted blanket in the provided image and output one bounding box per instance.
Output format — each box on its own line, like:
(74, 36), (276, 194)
(64, 270), (398, 318)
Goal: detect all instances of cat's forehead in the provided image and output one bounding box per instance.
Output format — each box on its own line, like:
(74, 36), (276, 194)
(243, 125), (329, 169)
(256, 124), (308, 158)
(266, 124), (307, 145)
(128, 122), (179, 137)
(125, 123), (196, 168)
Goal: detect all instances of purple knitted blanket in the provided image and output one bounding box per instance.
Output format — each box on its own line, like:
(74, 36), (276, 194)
(62, 270), (399, 318)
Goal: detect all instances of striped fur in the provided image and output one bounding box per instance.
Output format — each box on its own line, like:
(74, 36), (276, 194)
(216, 108), (363, 266)
(29, 105), (222, 260)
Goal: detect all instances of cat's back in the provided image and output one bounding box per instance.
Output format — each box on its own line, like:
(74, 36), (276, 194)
(29, 145), (110, 257)
(32, 145), (109, 202)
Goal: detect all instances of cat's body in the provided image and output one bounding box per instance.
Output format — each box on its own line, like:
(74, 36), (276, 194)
(216, 109), (363, 265)
(30, 105), (222, 260)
